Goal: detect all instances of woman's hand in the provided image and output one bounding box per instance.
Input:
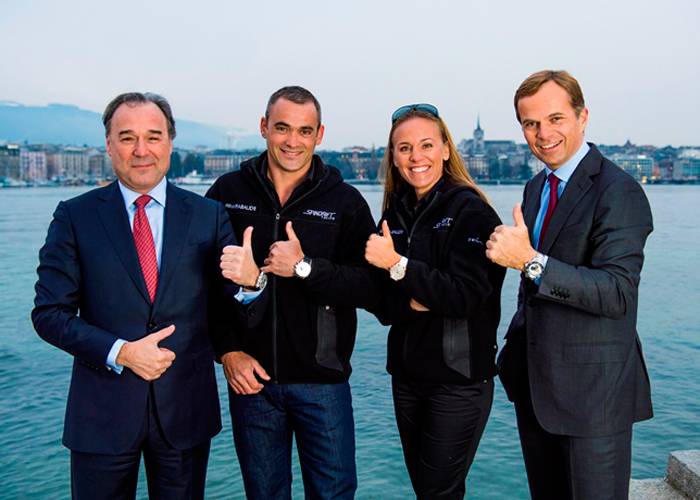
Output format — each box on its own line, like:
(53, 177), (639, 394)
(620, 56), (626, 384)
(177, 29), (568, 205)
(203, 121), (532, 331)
(365, 220), (402, 270)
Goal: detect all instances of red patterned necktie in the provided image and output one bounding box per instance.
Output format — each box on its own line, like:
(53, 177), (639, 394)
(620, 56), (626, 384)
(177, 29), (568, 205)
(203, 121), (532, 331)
(538, 173), (560, 250)
(133, 195), (158, 302)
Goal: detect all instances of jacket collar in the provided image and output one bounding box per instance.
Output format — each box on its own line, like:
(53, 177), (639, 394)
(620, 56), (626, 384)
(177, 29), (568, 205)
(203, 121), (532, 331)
(96, 180), (192, 306)
(529, 142), (601, 253)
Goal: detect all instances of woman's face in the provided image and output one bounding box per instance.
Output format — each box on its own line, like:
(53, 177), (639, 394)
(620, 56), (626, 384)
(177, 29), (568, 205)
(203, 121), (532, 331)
(392, 117), (449, 199)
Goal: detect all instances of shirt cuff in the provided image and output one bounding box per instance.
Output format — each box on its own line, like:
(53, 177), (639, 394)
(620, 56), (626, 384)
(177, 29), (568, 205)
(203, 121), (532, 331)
(235, 285), (264, 304)
(106, 339), (127, 374)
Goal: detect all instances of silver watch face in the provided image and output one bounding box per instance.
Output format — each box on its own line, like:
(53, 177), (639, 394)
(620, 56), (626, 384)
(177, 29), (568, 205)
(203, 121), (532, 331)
(524, 261), (544, 280)
(295, 259), (312, 279)
(389, 258), (407, 281)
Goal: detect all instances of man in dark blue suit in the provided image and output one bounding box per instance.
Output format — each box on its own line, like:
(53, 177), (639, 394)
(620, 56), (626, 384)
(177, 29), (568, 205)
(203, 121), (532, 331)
(32, 92), (258, 499)
(487, 71), (653, 499)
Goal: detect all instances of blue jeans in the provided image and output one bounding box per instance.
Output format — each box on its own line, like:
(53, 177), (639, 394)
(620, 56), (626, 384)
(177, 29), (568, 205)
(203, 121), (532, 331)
(229, 382), (357, 500)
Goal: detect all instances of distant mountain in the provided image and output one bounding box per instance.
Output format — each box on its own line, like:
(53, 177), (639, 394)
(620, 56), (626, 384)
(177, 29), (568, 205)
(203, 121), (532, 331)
(0, 101), (265, 149)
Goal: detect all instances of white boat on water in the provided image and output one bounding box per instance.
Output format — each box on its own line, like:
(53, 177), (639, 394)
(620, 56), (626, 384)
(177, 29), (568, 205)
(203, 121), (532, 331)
(173, 171), (214, 186)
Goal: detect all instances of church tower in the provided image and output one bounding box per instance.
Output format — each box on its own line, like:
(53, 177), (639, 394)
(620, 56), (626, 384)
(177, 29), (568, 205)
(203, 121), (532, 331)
(473, 114), (485, 154)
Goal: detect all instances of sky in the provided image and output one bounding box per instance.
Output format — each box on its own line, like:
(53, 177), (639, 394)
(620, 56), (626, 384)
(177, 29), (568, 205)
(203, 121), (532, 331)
(1, 0), (698, 149)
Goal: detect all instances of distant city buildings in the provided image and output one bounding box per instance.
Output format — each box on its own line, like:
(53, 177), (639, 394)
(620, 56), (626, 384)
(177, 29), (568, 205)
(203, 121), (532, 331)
(1, 117), (698, 186)
(20, 148), (47, 181)
(0, 144), (20, 180)
(458, 117), (533, 180)
(611, 154), (654, 181)
(203, 150), (250, 177)
(673, 149), (700, 180)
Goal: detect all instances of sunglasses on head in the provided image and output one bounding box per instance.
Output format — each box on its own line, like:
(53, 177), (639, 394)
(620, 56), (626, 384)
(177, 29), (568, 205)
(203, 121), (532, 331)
(391, 103), (440, 123)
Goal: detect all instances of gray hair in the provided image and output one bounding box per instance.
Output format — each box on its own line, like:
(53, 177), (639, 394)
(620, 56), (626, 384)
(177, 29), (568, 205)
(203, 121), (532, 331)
(102, 92), (176, 139)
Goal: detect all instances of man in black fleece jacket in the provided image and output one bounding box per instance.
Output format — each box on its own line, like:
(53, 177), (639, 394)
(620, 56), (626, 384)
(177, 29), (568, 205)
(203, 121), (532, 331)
(206, 86), (377, 500)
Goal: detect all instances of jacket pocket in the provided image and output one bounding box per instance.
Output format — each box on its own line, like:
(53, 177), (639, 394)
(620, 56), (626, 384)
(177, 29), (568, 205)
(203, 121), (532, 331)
(315, 305), (343, 371)
(442, 318), (472, 378)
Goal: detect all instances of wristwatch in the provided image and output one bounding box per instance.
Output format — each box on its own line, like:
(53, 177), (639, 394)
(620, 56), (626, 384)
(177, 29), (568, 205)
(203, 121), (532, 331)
(245, 271), (267, 291)
(294, 256), (313, 279)
(389, 256), (408, 281)
(253, 271), (268, 290)
(523, 252), (547, 281)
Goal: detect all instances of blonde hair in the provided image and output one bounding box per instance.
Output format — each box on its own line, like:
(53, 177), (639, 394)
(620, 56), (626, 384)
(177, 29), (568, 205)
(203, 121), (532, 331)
(378, 110), (488, 212)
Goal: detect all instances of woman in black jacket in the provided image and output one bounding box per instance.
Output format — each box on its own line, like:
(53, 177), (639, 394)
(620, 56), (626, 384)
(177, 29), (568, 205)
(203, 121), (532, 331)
(365, 104), (506, 499)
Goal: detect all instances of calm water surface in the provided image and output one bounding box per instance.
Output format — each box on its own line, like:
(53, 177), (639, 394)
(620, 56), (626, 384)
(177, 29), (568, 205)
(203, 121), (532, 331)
(0, 184), (698, 499)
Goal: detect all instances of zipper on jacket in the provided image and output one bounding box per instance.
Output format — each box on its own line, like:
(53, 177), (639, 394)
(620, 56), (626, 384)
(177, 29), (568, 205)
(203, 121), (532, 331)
(271, 212), (281, 382)
(248, 161), (327, 383)
(395, 193), (441, 251)
(394, 192), (440, 371)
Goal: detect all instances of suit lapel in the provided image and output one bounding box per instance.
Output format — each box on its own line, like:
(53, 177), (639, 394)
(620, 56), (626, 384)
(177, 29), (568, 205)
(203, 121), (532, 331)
(524, 171), (545, 244)
(97, 182), (151, 304)
(153, 182), (193, 308)
(539, 145), (601, 254)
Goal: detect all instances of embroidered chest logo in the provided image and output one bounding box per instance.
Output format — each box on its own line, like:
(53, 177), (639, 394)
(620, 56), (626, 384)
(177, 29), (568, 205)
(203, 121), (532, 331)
(225, 202), (257, 212)
(390, 229), (405, 235)
(433, 217), (453, 230)
(302, 209), (336, 221)
(467, 236), (484, 247)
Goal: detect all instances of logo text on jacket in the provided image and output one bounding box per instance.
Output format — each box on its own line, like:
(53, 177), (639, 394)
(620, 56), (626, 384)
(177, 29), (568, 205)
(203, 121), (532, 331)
(225, 203), (257, 212)
(433, 217), (453, 229)
(302, 209), (336, 221)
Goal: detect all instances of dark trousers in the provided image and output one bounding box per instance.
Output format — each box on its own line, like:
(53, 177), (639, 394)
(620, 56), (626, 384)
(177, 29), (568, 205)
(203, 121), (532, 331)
(503, 328), (633, 500)
(229, 382), (357, 500)
(392, 378), (493, 500)
(70, 387), (211, 500)
(514, 393), (632, 500)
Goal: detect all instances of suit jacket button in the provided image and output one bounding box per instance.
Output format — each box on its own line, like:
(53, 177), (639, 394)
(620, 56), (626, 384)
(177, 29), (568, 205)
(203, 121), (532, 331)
(147, 321), (156, 330)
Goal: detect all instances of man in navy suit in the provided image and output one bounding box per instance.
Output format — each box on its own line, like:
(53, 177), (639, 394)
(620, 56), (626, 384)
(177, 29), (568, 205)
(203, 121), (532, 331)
(32, 92), (256, 499)
(486, 70), (653, 499)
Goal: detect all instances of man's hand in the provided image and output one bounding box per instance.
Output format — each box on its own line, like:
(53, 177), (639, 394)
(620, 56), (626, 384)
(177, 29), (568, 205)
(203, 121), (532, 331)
(486, 203), (537, 270)
(221, 351), (270, 395)
(221, 226), (260, 287)
(365, 220), (401, 270)
(410, 298), (429, 312)
(116, 325), (176, 381)
(261, 221), (304, 277)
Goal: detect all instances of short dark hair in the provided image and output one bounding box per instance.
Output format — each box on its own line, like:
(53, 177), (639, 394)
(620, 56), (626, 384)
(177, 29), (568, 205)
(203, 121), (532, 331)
(102, 92), (176, 139)
(265, 86), (322, 126)
(514, 70), (585, 123)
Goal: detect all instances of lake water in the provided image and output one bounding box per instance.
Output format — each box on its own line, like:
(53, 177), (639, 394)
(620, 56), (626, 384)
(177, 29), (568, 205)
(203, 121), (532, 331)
(0, 184), (698, 499)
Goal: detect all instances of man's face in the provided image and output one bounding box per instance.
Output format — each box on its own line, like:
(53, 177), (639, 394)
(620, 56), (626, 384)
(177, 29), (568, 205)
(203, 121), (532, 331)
(106, 102), (172, 193)
(517, 80), (588, 170)
(260, 98), (324, 175)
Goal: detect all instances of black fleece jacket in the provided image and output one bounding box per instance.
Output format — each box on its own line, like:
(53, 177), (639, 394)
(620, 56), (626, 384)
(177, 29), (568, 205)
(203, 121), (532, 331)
(373, 180), (506, 384)
(206, 153), (378, 383)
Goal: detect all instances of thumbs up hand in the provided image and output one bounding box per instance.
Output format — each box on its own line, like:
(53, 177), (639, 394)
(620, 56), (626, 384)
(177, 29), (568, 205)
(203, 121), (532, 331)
(116, 325), (177, 381)
(485, 203), (537, 270)
(365, 220), (402, 270)
(221, 226), (261, 287)
(261, 221), (305, 277)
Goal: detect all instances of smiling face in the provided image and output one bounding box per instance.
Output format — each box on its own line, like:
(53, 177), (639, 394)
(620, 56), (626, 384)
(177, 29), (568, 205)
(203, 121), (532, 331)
(517, 80), (588, 170)
(391, 116), (449, 199)
(106, 102), (172, 193)
(260, 97), (324, 176)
